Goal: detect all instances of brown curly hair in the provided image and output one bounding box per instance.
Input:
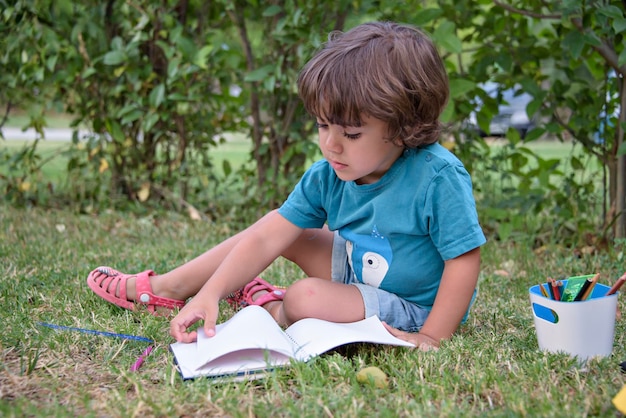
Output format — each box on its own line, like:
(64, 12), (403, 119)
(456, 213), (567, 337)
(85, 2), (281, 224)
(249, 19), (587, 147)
(297, 21), (449, 148)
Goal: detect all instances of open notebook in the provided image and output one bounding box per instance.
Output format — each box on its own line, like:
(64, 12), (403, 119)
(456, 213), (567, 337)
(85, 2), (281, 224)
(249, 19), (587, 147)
(170, 305), (415, 380)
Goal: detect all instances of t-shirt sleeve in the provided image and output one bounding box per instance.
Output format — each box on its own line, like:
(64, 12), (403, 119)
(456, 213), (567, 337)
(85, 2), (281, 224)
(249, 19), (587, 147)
(278, 160), (329, 229)
(424, 164), (486, 260)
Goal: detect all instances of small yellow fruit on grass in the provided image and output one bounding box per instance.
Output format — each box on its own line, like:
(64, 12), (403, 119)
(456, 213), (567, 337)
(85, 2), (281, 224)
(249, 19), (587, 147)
(356, 366), (388, 388)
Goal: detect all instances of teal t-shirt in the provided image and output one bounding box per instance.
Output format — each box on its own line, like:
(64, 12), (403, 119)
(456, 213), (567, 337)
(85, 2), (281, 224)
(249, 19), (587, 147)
(278, 143), (486, 310)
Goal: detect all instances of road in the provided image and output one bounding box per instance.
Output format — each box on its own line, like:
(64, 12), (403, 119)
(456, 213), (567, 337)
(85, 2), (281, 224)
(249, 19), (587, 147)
(1, 127), (85, 141)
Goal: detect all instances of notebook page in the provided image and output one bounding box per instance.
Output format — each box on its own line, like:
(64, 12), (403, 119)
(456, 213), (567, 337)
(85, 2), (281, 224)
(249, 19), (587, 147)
(285, 315), (415, 361)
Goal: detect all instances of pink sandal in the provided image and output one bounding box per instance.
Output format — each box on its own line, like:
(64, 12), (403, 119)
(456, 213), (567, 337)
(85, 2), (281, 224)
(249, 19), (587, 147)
(226, 277), (286, 310)
(87, 266), (185, 315)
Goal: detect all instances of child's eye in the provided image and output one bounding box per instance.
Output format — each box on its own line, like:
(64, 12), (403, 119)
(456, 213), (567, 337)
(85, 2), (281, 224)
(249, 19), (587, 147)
(343, 132), (361, 140)
(314, 122), (328, 130)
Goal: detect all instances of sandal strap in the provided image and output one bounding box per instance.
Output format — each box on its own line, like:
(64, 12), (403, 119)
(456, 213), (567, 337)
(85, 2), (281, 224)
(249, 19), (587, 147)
(135, 270), (186, 310)
(251, 288), (285, 306)
(225, 277), (286, 309)
(242, 277), (285, 306)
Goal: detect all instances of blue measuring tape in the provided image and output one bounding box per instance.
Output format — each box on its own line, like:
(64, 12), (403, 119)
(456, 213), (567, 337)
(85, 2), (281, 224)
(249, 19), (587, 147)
(38, 322), (153, 343)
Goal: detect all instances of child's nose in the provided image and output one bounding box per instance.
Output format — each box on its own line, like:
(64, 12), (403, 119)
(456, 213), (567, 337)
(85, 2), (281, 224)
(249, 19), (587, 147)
(324, 130), (342, 152)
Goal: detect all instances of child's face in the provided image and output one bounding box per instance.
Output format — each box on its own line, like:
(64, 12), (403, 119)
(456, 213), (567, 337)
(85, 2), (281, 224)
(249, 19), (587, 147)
(315, 115), (404, 185)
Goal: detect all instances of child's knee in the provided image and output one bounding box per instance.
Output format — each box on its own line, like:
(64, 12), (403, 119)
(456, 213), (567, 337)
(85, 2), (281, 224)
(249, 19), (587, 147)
(282, 278), (322, 321)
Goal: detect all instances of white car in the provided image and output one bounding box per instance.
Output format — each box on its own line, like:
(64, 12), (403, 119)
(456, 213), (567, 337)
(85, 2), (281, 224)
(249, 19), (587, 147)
(466, 83), (536, 138)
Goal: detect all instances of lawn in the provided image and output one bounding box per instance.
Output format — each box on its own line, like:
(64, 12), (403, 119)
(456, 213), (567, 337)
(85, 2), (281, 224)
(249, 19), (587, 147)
(0, 135), (599, 185)
(0, 135), (254, 182)
(1, 205), (625, 417)
(1, 127), (623, 416)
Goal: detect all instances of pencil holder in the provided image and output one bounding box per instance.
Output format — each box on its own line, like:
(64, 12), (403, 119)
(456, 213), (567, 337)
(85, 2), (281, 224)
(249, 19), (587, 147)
(529, 280), (617, 361)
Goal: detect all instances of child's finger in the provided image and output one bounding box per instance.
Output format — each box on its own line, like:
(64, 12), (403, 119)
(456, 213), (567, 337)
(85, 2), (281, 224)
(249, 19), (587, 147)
(169, 308), (203, 342)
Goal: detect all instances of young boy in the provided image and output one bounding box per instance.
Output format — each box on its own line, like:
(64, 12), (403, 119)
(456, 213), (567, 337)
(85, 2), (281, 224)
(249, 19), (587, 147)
(87, 21), (486, 351)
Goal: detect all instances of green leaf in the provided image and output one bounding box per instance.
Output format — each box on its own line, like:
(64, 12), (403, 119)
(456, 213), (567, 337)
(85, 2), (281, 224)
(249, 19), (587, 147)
(524, 127), (545, 142)
(168, 93), (189, 101)
(46, 55), (58, 72)
(167, 57), (181, 80)
(614, 17), (626, 34)
(264, 76), (276, 93)
(476, 111), (491, 135)
(222, 159), (232, 177)
(262, 5), (282, 17)
(107, 120), (124, 142)
(412, 8), (443, 26)
(440, 102), (454, 123)
(448, 78), (476, 99)
(526, 99), (542, 119)
(120, 109), (143, 125)
(82, 66), (97, 79)
(111, 37), (124, 51)
(103, 50), (127, 66)
(494, 53), (513, 72)
(149, 84), (165, 108)
(194, 45), (213, 70)
(143, 112), (159, 132)
(562, 31), (584, 59)
(497, 222), (513, 241)
(597, 5), (624, 19)
(244, 65), (273, 82)
(582, 32), (601, 47)
(53, 0), (73, 17)
(571, 156), (583, 170)
(432, 21), (462, 54)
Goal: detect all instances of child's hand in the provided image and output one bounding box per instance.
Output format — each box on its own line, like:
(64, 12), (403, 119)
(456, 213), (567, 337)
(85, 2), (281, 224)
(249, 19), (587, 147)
(382, 322), (440, 352)
(169, 296), (219, 343)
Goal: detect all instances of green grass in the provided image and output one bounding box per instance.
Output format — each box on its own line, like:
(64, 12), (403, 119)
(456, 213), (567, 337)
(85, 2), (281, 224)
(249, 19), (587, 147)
(1, 205), (625, 417)
(0, 137), (599, 186)
(0, 136), (254, 181)
(3, 110), (75, 130)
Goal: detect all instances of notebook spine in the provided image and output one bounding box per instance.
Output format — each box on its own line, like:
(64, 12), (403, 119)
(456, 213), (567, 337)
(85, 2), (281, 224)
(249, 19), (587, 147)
(285, 332), (311, 360)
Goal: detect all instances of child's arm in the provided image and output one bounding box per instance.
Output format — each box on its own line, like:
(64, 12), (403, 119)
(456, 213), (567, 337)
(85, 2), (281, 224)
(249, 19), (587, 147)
(169, 210), (304, 343)
(384, 247), (481, 351)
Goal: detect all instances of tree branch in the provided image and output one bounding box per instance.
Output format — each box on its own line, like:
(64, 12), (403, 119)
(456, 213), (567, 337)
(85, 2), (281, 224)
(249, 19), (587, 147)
(493, 1), (626, 76)
(0, 102), (12, 130)
(570, 17), (625, 75)
(226, 4), (265, 186)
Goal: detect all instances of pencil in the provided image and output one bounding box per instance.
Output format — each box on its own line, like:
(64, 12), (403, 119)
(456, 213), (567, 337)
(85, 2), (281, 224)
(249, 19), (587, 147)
(539, 283), (550, 298)
(557, 280), (564, 299)
(580, 273), (599, 300)
(130, 345), (153, 372)
(606, 272), (626, 296)
(547, 278), (556, 300)
(574, 276), (594, 301)
(549, 277), (561, 301)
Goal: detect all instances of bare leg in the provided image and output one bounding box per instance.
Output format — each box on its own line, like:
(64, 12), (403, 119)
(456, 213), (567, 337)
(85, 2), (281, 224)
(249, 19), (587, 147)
(93, 211), (337, 303)
(252, 226), (366, 326)
(243, 225), (334, 318)
(280, 226), (334, 280)
(276, 278), (365, 326)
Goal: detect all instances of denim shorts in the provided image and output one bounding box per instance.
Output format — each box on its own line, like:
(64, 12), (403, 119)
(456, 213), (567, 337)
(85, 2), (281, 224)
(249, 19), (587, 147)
(331, 231), (431, 333)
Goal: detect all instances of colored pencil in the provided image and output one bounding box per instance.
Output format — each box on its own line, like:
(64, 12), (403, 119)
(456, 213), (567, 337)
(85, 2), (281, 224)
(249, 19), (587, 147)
(130, 345), (154, 372)
(580, 273), (599, 300)
(574, 276), (595, 301)
(607, 272), (626, 296)
(549, 277), (561, 301)
(547, 277), (556, 299)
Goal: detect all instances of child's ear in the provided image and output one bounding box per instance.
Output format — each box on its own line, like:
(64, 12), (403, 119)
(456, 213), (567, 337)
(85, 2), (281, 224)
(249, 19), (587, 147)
(383, 130), (404, 147)
(393, 138), (405, 147)
(384, 137), (404, 147)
